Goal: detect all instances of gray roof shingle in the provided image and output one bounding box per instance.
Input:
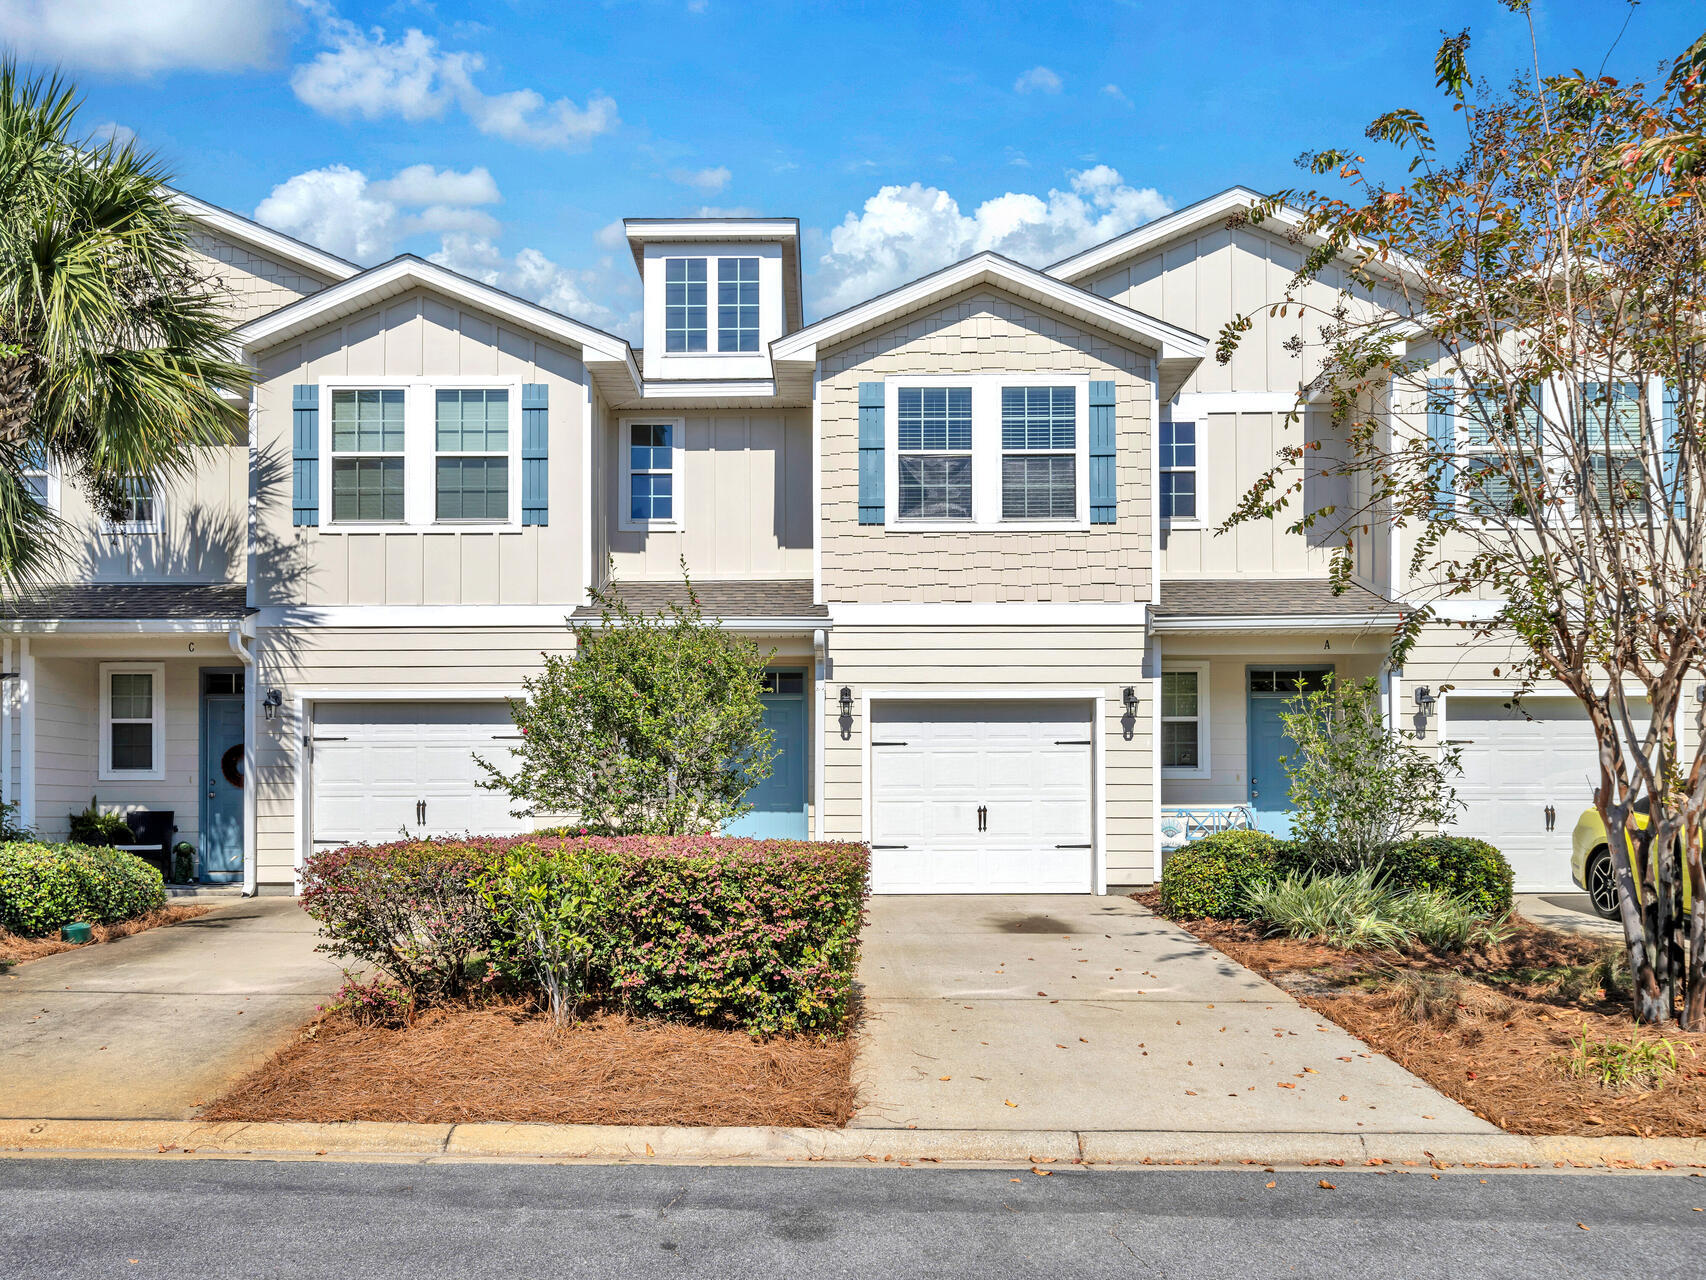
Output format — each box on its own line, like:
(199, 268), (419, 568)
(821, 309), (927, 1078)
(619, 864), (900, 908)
(571, 579), (826, 621)
(1156, 578), (1400, 621)
(0, 582), (251, 621)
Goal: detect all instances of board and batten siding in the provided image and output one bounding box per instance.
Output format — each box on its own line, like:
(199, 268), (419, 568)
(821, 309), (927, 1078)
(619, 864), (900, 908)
(823, 625), (1156, 884)
(817, 288), (1153, 603)
(251, 286), (589, 609)
(251, 625), (578, 885)
(605, 409), (813, 581)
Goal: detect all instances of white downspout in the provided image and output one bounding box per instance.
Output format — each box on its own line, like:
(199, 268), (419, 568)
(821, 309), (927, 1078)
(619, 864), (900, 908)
(19, 637), (34, 833)
(2, 637), (11, 818)
(228, 620), (258, 897)
(813, 627), (828, 841)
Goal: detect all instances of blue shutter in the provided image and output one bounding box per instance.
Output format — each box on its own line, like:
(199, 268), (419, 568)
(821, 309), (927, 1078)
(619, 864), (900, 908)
(1089, 380), (1117, 524)
(291, 384), (319, 527)
(858, 382), (885, 525)
(521, 383), (549, 526)
(1427, 378), (1455, 517)
(1662, 382), (1684, 519)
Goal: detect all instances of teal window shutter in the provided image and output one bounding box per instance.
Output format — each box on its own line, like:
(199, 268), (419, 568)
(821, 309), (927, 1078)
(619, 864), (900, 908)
(1427, 378), (1455, 517)
(1662, 382), (1684, 518)
(858, 382), (885, 525)
(1089, 380), (1116, 523)
(521, 383), (549, 526)
(292, 384), (319, 527)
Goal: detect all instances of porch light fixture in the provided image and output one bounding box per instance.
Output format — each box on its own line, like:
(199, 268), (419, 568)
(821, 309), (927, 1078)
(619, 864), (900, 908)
(262, 688), (283, 721)
(838, 686), (853, 715)
(1413, 685), (1436, 714)
(1122, 686), (1139, 715)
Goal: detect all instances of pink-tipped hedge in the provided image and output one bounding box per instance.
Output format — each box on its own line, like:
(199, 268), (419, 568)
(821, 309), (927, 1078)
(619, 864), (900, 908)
(300, 835), (870, 1036)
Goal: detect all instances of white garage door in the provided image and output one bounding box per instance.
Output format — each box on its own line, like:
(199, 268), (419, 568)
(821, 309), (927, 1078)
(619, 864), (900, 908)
(310, 701), (531, 851)
(869, 700), (1094, 893)
(1451, 697), (1643, 892)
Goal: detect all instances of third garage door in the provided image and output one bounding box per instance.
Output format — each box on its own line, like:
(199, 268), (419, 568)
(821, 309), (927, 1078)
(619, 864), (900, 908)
(869, 700), (1094, 893)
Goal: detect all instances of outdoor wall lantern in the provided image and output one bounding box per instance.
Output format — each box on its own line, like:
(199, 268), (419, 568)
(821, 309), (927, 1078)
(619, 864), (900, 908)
(262, 688), (283, 721)
(1122, 685), (1139, 715)
(1413, 685), (1436, 716)
(838, 686), (853, 715)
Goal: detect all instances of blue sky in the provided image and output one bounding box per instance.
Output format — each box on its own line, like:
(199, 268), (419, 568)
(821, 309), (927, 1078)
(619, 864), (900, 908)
(3, 1), (1698, 336)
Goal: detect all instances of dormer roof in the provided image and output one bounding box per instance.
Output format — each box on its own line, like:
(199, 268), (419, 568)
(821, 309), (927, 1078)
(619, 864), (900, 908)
(623, 217), (803, 333)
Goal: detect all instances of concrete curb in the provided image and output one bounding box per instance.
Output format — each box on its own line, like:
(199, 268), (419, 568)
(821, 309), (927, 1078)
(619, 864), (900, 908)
(2, 1119), (1702, 1169)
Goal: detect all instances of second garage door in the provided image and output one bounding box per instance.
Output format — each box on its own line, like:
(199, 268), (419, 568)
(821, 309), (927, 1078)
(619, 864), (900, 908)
(869, 700), (1094, 893)
(1451, 696), (1644, 892)
(310, 701), (532, 853)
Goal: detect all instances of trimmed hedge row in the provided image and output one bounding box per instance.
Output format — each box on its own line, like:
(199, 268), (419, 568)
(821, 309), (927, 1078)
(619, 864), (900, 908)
(1157, 830), (1514, 922)
(300, 835), (871, 1036)
(0, 841), (167, 937)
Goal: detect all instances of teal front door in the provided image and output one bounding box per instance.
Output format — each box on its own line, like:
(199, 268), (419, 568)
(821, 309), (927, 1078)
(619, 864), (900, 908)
(1246, 666), (1334, 835)
(725, 670), (809, 839)
(199, 686), (245, 882)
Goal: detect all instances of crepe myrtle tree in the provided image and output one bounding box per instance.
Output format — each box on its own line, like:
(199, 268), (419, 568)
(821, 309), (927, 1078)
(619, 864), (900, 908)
(478, 565), (777, 836)
(1216, 13), (1706, 1025)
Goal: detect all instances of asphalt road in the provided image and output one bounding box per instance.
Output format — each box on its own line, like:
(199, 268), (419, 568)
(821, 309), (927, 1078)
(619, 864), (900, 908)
(1, 1159), (1702, 1278)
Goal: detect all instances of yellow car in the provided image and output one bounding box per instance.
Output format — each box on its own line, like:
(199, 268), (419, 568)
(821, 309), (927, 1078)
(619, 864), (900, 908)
(1570, 800), (1696, 921)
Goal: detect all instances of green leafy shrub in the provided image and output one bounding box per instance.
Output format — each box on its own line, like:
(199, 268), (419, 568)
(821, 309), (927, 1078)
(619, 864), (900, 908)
(1381, 835), (1514, 917)
(67, 797), (133, 847)
(1247, 866), (1506, 952)
(323, 972), (413, 1028)
(0, 842), (165, 937)
(303, 835), (871, 1036)
(1157, 830), (1282, 919)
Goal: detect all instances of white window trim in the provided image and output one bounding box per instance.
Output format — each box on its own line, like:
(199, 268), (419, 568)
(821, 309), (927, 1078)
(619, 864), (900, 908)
(1160, 661), (1210, 780)
(107, 475), (159, 536)
(317, 376), (525, 533)
(99, 661), (166, 782)
(662, 255), (710, 355)
(1158, 416), (1202, 530)
(21, 456), (60, 513)
(617, 414), (686, 532)
(714, 254), (762, 355)
(884, 373), (1092, 532)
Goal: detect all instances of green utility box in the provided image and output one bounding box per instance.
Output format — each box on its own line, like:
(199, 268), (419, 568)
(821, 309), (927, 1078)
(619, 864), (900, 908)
(60, 922), (93, 944)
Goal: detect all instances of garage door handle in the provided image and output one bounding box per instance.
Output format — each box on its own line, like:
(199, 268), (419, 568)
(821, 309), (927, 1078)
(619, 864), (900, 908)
(1055, 843), (1092, 849)
(1054, 739), (1093, 745)
(870, 740), (908, 746)
(311, 736), (349, 742)
(870, 843), (909, 849)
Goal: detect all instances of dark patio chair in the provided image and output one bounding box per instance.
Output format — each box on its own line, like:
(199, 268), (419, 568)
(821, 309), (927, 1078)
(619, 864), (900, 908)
(116, 810), (177, 881)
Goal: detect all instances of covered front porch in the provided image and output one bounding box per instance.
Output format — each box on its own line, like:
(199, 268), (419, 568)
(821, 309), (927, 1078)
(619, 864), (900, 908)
(1152, 578), (1404, 856)
(1, 584), (256, 886)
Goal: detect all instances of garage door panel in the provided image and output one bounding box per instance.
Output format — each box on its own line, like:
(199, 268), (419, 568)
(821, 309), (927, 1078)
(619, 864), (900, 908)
(870, 700), (1095, 894)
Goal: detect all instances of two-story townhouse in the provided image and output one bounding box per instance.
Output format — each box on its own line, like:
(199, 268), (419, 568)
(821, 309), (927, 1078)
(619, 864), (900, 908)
(1, 179), (1639, 899)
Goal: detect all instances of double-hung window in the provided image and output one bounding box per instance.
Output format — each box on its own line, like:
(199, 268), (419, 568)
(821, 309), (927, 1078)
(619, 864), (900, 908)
(21, 446), (52, 507)
(897, 387), (973, 521)
(717, 256), (760, 352)
(1161, 666), (1207, 776)
(330, 389), (405, 523)
(100, 662), (164, 780)
(624, 419), (679, 526)
(665, 257), (708, 352)
(1581, 381), (1645, 508)
(1461, 385), (1542, 516)
(1000, 386), (1077, 520)
(1160, 420), (1197, 521)
(435, 389), (510, 521)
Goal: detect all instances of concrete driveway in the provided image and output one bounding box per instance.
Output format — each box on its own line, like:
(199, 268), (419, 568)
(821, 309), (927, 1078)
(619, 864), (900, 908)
(850, 894), (1496, 1135)
(0, 899), (342, 1119)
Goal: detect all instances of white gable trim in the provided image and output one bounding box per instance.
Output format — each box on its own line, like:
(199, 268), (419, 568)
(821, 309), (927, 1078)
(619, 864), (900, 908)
(170, 190), (359, 284)
(235, 256), (635, 366)
(771, 251), (1207, 370)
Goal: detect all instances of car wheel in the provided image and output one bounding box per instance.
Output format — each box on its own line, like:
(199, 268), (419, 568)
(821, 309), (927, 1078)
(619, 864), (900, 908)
(1585, 849), (1620, 920)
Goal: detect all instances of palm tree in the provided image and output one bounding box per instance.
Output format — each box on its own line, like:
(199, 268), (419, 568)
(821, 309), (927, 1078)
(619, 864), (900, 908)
(0, 61), (251, 583)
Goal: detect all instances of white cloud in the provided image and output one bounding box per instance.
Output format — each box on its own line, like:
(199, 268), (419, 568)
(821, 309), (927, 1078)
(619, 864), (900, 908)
(1013, 65), (1063, 94)
(292, 10), (618, 148)
(811, 166), (1172, 316)
(87, 121), (137, 148)
(255, 164), (398, 262)
(430, 234), (629, 333)
(596, 219), (628, 249)
(368, 163), (500, 207)
(403, 205), (502, 239)
(670, 166), (731, 194)
(1102, 83), (1132, 107)
(0, 0), (288, 75)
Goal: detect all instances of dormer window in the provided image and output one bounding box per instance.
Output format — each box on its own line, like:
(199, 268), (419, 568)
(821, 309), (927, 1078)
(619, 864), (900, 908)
(717, 257), (760, 352)
(664, 257), (708, 352)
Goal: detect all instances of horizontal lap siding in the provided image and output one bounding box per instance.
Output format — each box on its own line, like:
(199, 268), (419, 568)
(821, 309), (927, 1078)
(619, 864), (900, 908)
(818, 288), (1153, 603)
(825, 626), (1155, 884)
(252, 626), (575, 885)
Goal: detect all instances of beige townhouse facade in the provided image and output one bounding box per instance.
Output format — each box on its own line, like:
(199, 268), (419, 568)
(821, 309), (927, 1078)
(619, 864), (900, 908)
(0, 182), (1629, 898)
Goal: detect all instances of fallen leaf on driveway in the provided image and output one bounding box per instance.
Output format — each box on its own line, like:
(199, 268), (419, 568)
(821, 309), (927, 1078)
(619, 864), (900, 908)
(1185, 1090), (1198, 1096)
(1339, 1095), (1349, 1102)
(1033, 1168), (1052, 1176)
(1265, 1181), (1276, 1189)
(1277, 1082), (1296, 1089)
(1318, 1180), (1336, 1190)
(1004, 1099), (1018, 1107)
(939, 1076), (952, 1081)
(1577, 1223), (1589, 1231)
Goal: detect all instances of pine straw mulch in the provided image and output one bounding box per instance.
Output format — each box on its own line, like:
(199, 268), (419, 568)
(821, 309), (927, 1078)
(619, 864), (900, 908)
(0, 903), (214, 969)
(1135, 889), (1706, 1138)
(203, 1001), (861, 1128)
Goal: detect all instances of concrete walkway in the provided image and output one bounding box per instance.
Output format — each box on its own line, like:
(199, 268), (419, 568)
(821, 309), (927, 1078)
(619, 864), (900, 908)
(1517, 893), (1622, 940)
(0, 899), (342, 1120)
(850, 894), (1495, 1135)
